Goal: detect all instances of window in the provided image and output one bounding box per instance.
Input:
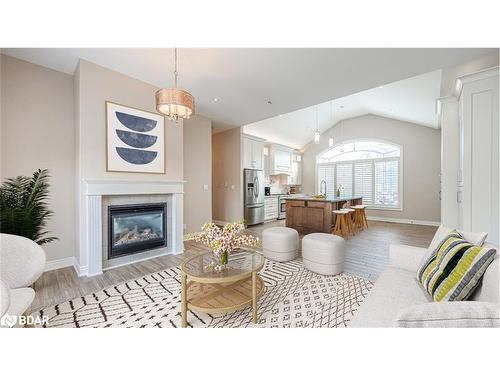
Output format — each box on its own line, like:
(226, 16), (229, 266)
(316, 140), (402, 209)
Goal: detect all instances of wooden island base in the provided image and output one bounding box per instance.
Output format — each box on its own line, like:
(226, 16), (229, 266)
(285, 196), (363, 234)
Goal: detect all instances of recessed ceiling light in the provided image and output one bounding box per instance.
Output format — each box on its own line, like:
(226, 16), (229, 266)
(213, 98), (219, 102)
(278, 114), (283, 117)
(378, 85), (384, 89)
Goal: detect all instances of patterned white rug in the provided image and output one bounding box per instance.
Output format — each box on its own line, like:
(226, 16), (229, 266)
(36, 259), (373, 328)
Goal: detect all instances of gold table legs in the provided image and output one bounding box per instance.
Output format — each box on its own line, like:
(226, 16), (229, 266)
(181, 271), (187, 328)
(252, 271), (257, 324)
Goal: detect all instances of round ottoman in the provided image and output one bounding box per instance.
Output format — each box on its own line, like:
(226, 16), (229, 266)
(302, 233), (345, 275)
(262, 227), (298, 262)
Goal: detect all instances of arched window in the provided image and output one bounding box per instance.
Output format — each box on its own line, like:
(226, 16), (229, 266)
(316, 139), (402, 209)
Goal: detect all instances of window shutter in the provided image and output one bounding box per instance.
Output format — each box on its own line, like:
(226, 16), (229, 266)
(374, 160), (399, 206)
(354, 161), (373, 204)
(336, 163), (353, 197)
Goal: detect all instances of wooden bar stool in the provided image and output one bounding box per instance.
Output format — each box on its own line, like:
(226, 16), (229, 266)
(340, 208), (356, 236)
(352, 205), (368, 230)
(332, 210), (350, 239)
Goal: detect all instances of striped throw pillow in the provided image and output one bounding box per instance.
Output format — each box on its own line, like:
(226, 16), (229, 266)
(417, 230), (497, 302)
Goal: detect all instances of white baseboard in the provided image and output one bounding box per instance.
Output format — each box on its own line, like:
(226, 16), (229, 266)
(367, 216), (440, 226)
(44, 257), (76, 272)
(44, 256), (89, 277)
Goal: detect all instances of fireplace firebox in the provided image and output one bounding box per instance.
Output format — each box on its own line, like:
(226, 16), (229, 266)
(108, 203), (167, 259)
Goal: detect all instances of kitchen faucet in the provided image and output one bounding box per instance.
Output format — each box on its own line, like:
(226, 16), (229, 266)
(320, 180), (327, 195)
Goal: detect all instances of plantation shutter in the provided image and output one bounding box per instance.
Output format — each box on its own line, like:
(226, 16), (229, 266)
(354, 161), (373, 204)
(336, 163), (353, 197)
(374, 159), (399, 206)
(317, 165), (335, 196)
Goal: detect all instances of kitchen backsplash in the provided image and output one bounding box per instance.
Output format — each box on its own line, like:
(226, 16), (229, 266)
(266, 174), (302, 194)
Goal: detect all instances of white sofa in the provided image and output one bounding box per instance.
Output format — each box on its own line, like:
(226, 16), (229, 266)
(350, 243), (499, 328)
(0, 234), (46, 328)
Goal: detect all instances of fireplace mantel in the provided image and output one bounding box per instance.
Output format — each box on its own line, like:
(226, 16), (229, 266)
(78, 179), (185, 277)
(84, 180), (186, 195)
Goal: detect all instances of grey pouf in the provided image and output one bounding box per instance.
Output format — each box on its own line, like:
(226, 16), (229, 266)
(302, 233), (346, 275)
(262, 227), (299, 262)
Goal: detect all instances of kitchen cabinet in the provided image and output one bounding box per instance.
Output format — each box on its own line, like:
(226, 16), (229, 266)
(287, 152), (302, 185)
(264, 196), (279, 221)
(242, 135), (264, 170)
(269, 145), (293, 175)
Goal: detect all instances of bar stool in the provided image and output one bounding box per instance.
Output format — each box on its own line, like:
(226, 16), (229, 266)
(340, 208), (356, 236)
(352, 205), (368, 230)
(332, 210), (350, 239)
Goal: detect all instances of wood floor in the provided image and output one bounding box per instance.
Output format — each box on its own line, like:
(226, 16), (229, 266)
(31, 220), (437, 311)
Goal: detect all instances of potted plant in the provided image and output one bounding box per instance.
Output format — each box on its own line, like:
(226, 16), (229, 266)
(0, 169), (58, 245)
(187, 220), (260, 271)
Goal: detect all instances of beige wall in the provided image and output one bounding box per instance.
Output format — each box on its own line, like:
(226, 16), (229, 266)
(212, 127), (243, 223)
(1, 56), (213, 266)
(183, 114), (212, 233)
(76, 59), (183, 182)
(0, 54), (75, 262)
(74, 59), (185, 267)
(302, 114), (441, 223)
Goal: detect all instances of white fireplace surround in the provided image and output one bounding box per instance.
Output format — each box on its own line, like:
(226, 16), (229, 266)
(78, 180), (185, 277)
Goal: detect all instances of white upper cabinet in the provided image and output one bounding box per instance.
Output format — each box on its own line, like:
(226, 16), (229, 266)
(242, 135), (264, 170)
(270, 145), (293, 174)
(287, 152), (302, 185)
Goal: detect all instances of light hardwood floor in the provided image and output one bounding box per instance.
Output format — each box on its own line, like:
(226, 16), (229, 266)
(32, 220), (437, 311)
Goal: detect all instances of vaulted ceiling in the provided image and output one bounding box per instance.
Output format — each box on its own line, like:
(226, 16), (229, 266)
(2, 48), (496, 132)
(243, 70), (443, 149)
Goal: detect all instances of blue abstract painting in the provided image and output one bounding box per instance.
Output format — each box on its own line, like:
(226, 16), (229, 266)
(115, 147), (158, 165)
(106, 102), (165, 173)
(115, 112), (157, 132)
(116, 130), (158, 149)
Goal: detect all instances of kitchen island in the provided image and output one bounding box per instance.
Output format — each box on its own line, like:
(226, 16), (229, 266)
(285, 196), (363, 233)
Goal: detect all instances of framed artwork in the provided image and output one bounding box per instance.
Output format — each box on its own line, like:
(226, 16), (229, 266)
(106, 101), (165, 174)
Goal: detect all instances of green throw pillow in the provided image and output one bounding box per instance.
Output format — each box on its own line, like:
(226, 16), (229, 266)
(417, 230), (497, 302)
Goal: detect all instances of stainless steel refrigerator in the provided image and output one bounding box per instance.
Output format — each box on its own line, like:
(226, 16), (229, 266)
(244, 169), (265, 225)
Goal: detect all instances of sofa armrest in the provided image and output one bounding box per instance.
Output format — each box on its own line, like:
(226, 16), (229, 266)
(388, 244), (428, 273)
(395, 302), (500, 328)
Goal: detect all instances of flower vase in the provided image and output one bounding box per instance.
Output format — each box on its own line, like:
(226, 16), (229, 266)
(220, 250), (228, 267)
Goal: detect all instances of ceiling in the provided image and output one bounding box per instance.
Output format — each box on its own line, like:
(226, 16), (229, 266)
(243, 69), (443, 149)
(2, 48), (495, 132)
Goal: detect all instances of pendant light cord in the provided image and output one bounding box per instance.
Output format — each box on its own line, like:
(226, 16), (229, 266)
(316, 105), (319, 132)
(174, 48), (178, 88)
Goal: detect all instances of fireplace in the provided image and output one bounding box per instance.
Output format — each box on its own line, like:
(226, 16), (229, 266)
(108, 203), (167, 259)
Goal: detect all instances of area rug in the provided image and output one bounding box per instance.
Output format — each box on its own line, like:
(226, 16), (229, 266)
(36, 259), (373, 328)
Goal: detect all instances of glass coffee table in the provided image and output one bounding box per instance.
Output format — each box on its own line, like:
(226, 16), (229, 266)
(180, 249), (265, 328)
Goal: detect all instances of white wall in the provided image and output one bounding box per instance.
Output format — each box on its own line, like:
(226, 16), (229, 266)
(212, 127), (243, 223)
(183, 114), (212, 233)
(1, 54), (75, 262)
(302, 114), (441, 223)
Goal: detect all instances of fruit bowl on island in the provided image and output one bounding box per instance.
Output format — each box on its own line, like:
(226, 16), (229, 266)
(311, 193), (326, 199)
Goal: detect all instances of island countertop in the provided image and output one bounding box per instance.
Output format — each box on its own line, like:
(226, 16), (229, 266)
(285, 196), (363, 233)
(284, 195), (363, 203)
